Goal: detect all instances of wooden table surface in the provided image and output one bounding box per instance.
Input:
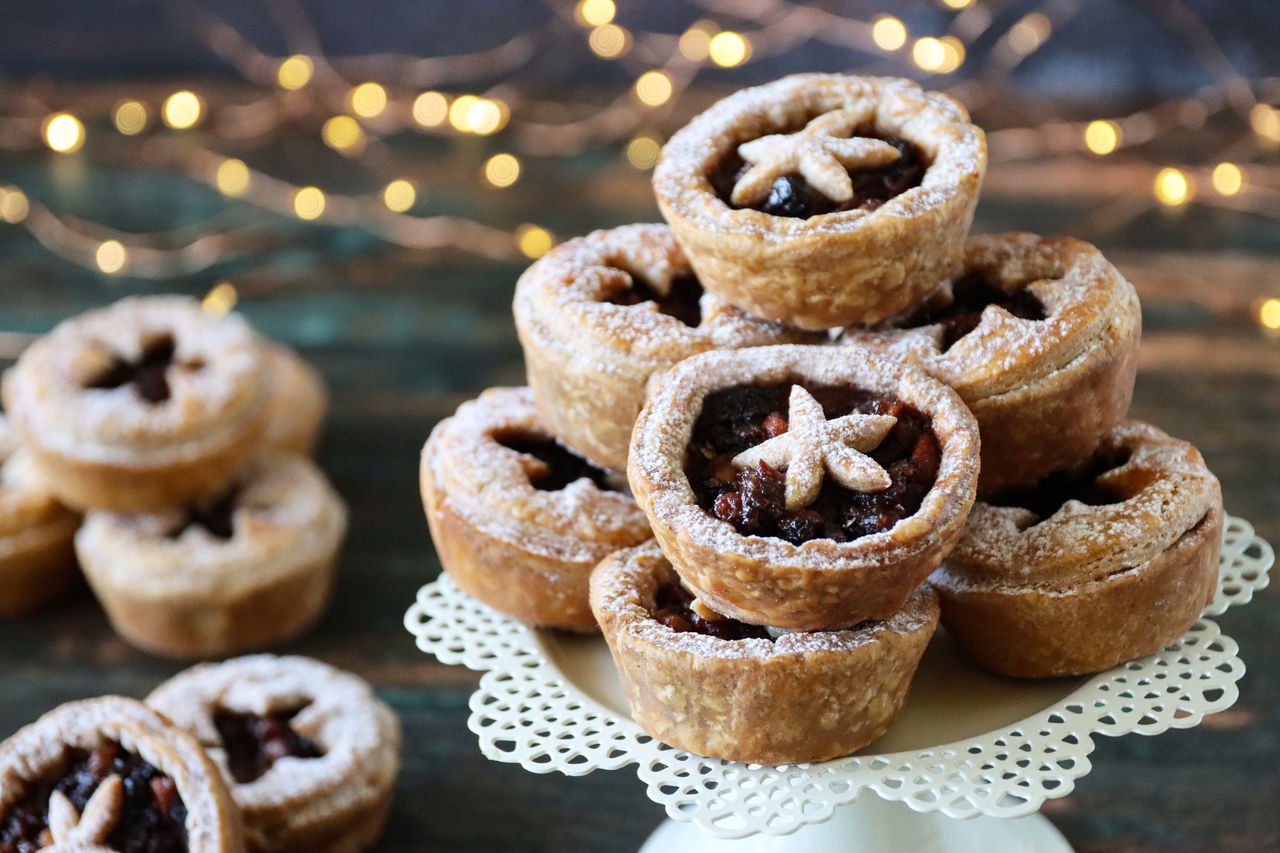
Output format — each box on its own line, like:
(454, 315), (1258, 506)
(0, 129), (1276, 852)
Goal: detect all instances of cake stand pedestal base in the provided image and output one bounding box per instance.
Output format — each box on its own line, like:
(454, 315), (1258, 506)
(640, 797), (1072, 853)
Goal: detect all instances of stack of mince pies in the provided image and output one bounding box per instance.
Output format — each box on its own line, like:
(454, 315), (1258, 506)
(1, 295), (345, 659)
(0, 654), (401, 853)
(421, 72), (1226, 765)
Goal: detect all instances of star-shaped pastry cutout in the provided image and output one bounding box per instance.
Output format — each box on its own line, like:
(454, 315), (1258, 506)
(730, 110), (903, 208)
(44, 775), (124, 849)
(732, 385), (897, 512)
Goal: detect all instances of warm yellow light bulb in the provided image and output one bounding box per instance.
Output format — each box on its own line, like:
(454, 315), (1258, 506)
(383, 179), (417, 212)
(941, 0), (974, 8)
(202, 282), (238, 317)
(43, 113), (85, 153)
(1084, 120), (1120, 155)
(215, 158), (251, 197)
(937, 36), (965, 72)
(588, 23), (630, 59)
(1211, 162), (1244, 196)
(1154, 168), (1191, 206)
(912, 37), (946, 72)
(413, 92), (449, 127)
(277, 55), (314, 90)
(678, 22), (715, 61)
(1249, 103), (1280, 143)
(484, 153), (521, 188)
(448, 95), (479, 132)
(0, 187), (29, 223)
(293, 186), (326, 220)
(575, 0), (615, 27)
(322, 115), (365, 154)
(350, 82), (387, 118)
(465, 98), (506, 135)
(625, 134), (661, 169)
(708, 31), (750, 67)
(1260, 298), (1280, 330)
(871, 16), (908, 52)
(162, 91), (203, 129)
(635, 71), (673, 107)
(113, 100), (148, 135)
(1008, 13), (1051, 56)
(95, 240), (127, 275)
(516, 224), (554, 259)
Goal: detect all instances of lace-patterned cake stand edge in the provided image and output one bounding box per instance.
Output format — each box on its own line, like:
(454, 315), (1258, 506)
(404, 514), (1272, 853)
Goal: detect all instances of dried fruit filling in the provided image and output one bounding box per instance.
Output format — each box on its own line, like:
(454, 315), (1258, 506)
(85, 334), (182, 405)
(213, 708), (324, 785)
(685, 383), (940, 544)
(496, 432), (616, 492)
(898, 273), (1046, 351)
(652, 582), (771, 641)
(0, 742), (188, 853)
(605, 272), (703, 328)
(170, 488), (240, 540)
(984, 447), (1131, 523)
(711, 129), (926, 219)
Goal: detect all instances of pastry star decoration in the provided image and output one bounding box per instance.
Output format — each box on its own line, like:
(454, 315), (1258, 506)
(730, 109), (902, 207)
(732, 385), (897, 512)
(42, 775), (124, 850)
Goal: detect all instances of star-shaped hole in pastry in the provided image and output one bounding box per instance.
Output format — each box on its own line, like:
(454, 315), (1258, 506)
(899, 273), (1048, 352)
(84, 333), (204, 405)
(730, 110), (903, 208)
(731, 385), (898, 512)
(603, 268), (703, 328)
(44, 774), (124, 848)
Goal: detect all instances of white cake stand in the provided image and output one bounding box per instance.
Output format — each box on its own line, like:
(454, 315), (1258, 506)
(405, 515), (1272, 852)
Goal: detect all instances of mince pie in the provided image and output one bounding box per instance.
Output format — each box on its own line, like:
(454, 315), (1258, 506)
(513, 223), (814, 472)
(75, 453), (347, 658)
(0, 696), (245, 853)
(148, 656), (400, 853)
(653, 73), (986, 329)
(628, 344), (978, 630)
(931, 421), (1223, 678)
(590, 542), (939, 764)
(1, 296), (268, 512)
(261, 344), (328, 456)
(0, 415), (80, 616)
(843, 233), (1141, 491)
(420, 387), (651, 631)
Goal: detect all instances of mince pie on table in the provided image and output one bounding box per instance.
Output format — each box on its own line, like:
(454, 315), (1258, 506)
(148, 656), (401, 853)
(1, 297), (267, 512)
(843, 232), (1141, 492)
(0, 696), (245, 853)
(513, 223), (813, 473)
(591, 542), (939, 764)
(628, 344), (979, 631)
(75, 453), (347, 658)
(0, 415), (80, 616)
(261, 344), (328, 456)
(932, 421), (1223, 678)
(421, 387), (652, 632)
(653, 73), (986, 330)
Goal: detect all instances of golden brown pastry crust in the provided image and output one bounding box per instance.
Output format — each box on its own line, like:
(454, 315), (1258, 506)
(654, 74), (986, 330)
(628, 344), (979, 630)
(421, 387), (652, 631)
(1, 296), (268, 512)
(0, 696), (246, 852)
(590, 542), (939, 764)
(931, 421), (1223, 677)
(514, 223), (814, 472)
(75, 453), (347, 658)
(843, 233), (1141, 491)
(148, 655), (401, 853)
(261, 344), (328, 456)
(0, 416), (80, 615)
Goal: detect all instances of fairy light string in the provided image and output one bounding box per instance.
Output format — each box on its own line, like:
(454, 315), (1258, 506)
(0, 0), (1274, 332)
